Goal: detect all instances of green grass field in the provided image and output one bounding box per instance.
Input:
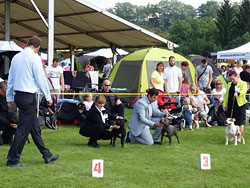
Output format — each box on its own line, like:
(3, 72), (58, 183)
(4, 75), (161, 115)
(1, 108), (250, 188)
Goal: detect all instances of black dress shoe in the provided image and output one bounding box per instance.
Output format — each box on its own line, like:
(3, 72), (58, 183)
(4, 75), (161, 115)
(87, 141), (99, 148)
(7, 163), (27, 167)
(45, 154), (59, 164)
(154, 141), (161, 145)
(126, 131), (131, 143)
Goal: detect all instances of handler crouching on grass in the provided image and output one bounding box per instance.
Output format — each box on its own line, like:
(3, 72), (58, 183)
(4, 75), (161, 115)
(6, 36), (59, 167)
(126, 88), (168, 145)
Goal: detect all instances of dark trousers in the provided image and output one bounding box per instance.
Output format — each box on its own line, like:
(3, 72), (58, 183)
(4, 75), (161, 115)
(7, 91), (52, 164)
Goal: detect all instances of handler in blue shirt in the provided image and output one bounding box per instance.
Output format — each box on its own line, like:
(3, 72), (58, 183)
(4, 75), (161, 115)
(6, 36), (59, 167)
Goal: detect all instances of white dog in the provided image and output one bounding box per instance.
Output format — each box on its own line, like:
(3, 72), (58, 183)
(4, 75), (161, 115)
(225, 118), (245, 146)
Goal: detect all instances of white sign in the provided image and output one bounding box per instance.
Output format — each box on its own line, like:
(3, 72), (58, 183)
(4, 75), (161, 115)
(92, 159), (104, 178)
(199, 154), (211, 170)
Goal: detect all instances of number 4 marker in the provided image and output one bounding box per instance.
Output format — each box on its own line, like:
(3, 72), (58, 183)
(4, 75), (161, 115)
(92, 159), (104, 177)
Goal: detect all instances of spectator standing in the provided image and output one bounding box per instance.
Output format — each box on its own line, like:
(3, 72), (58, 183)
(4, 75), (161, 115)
(195, 59), (213, 93)
(6, 36), (59, 167)
(181, 61), (189, 79)
(221, 65), (228, 79)
(46, 57), (65, 95)
(150, 62), (164, 91)
(234, 60), (243, 76)
(163, 56), (182, 94)
(103, 59), (113, 78)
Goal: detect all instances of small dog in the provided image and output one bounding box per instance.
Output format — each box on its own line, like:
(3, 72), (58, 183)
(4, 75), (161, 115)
(225, 118), (245, 146)
(110, 119), (127, 147)
(160, 118), (180, 145)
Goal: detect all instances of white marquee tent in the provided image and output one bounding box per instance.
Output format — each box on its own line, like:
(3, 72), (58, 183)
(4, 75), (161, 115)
(85, 48), (128, 58)
(217, 42), (250, 59)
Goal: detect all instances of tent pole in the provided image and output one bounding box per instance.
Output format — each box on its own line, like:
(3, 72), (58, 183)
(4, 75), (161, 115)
(4, 0), (10, 41)
(111, 44), (117, 65)
(48, 0), (54, 66)
(70, 45), (75, 71)
(4, 0), (10, 75)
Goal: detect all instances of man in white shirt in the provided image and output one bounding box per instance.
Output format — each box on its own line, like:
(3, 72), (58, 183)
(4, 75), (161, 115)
(46, 57), (65, 98)
(163, 56), (182, 94)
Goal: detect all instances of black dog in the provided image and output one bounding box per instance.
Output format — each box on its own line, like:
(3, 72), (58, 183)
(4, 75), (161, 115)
(110, 119), (127, 147)
(160, 118), (180, 145)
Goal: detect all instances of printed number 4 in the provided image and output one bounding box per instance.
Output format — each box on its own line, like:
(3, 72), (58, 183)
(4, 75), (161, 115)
(203, 156), (208, 167)
(94, 163), (102, 174)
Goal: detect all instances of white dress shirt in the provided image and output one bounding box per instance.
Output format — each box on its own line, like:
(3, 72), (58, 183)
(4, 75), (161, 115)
(7, 47), (51, 102)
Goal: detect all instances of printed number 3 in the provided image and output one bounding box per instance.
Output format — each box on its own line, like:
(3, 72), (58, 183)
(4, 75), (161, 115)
(94, 163), (102, 174)
(203, 156), (208, 167)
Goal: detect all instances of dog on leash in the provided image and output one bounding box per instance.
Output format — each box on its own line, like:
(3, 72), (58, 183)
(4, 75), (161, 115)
(160, 118), (180, 145)
(225, 118), (245, 146)
(110, 119), (127, 147)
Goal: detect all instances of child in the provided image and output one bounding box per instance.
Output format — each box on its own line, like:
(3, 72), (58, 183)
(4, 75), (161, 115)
(83, 94), (94, 111)
(182, 97), (193, 130)
(180, 76), (190, 103)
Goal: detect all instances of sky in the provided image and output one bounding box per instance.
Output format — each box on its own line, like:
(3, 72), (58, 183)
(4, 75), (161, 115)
(84, 0), (242, 9)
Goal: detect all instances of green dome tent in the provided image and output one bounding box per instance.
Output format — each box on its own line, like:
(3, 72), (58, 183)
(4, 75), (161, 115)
(109, 48), (195, 93)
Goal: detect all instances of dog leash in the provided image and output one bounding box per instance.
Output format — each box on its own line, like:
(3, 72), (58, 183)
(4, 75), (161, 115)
(230, 93), (236, 120)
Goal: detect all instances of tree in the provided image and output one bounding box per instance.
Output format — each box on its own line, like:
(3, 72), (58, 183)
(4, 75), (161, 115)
(168, 17), (220, 56)
(235, 0), (250, 36)
(215, 0), (236, 47)
(111, 3), (138, 23)
(158, 0), (196, 30)
(197, 1), (219, 18)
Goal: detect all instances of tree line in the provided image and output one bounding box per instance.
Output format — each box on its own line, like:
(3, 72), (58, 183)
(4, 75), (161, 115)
(107, 0), (250, 57)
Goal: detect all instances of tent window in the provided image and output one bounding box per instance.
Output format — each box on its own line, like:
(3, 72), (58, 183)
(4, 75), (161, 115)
(112, 60), (143, 93)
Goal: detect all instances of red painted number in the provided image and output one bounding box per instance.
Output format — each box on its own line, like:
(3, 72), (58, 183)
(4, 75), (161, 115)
(94, 163), (102, 174)
(203, 156), (208, 167)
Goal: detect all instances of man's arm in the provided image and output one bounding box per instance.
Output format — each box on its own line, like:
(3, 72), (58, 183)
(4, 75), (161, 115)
(33, 56), (51, 101)
(6, 63), (15, 102)
(207, 73), (213, 89)
(195, 74), (198, 87)
(178, 77), (182, 92)
(164, 79), (168, 93)
(60, 73), (65, 92)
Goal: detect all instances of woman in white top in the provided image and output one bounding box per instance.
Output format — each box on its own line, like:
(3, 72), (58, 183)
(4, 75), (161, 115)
(211, 80), (226, 104)
(150, 62), (164, 91)
(189, 84), (211, 128)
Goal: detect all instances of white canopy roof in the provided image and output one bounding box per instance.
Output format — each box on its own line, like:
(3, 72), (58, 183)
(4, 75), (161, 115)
(217, 42), (250, 59)
(0, 0), (178, 50)
(85, 48), (128, 58)
(0, 40), (23, 53)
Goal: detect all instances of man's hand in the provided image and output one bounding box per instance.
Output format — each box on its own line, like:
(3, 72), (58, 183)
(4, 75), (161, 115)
(7, 102), (15, 109)
(116, 116), (123, 119)
(162, 109), (168, 115)
(206, 85), (211, 90)
(223, 106), (227, 111)
(47, 99), (53, 106)
(111, 125), (120, 129)
(154, 122), (163, 127)
(9, 123), (17, 129)
(61, 87), (65, 93)
(116, 99), (122, 105)
(234, 92), (238, 97)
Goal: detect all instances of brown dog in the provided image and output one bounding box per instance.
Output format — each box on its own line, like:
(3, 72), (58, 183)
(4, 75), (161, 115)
(160, 118), (180, 145)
